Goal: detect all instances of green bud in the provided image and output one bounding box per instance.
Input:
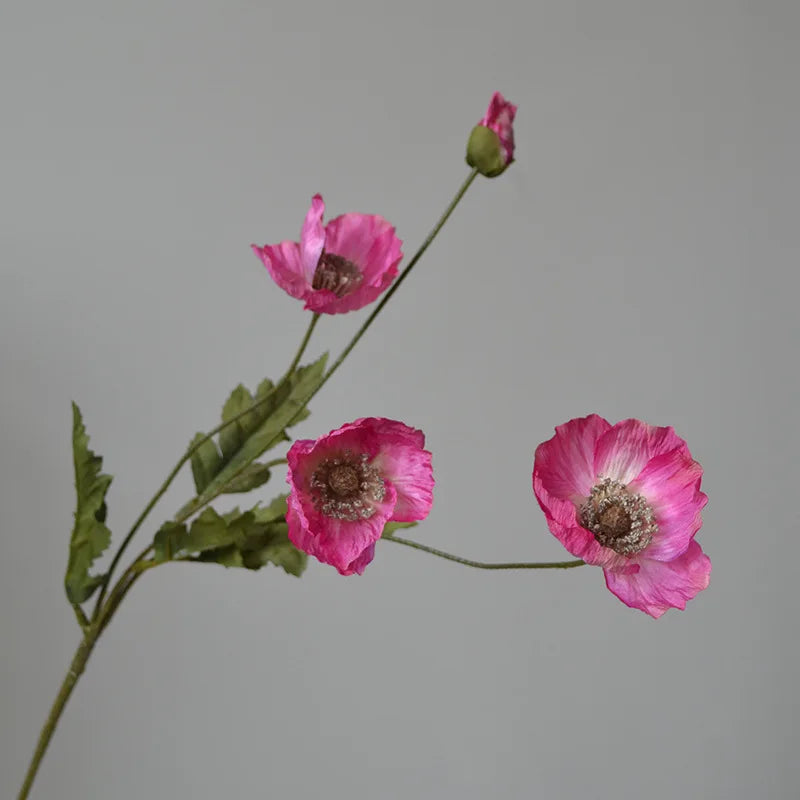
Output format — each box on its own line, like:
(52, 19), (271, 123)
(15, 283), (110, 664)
(465, 125), (509, 178)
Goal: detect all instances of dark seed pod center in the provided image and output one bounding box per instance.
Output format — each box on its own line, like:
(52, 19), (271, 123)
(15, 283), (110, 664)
(597, 504), (631, 539)
(327, 464), (360, 497)
(310, 451), (386, 521)
(312, 252), (362, 298)
(579, 477), (657, 556)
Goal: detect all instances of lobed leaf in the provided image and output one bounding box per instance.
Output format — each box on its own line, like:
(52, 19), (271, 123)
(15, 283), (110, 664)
(65, 403), (113, 605)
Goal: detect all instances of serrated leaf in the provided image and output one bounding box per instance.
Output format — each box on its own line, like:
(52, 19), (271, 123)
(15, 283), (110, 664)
(184, 356), (325, 503)
(65, 403), (113, 605)
(381, 521), (418, 538)
(153, 508), (238, 562)
(222, 463), (272, 493)
(192, 354), (327, 508)
(196, 495), (306, 577)
(189, 433), (223, 494)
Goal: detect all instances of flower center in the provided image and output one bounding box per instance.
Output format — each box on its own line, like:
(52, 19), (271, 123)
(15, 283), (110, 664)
(312, 252), (362, 297)
(310, 451), (386, 521)
(579, 477), (657, 556)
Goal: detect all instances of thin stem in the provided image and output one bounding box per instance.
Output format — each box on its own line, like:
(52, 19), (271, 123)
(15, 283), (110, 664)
(16, 636), (96, 800)
(174, 457), (287, 524)
(309, 168), (480, 403)
(382, 534), (585, 570)
(287, 313), (320, 376)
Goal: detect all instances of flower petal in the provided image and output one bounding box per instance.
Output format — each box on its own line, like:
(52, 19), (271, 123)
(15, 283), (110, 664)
(251, 241), (307, 299)
(593, 419), (689, 485)
(603, 540), (712, 618)
(533, 414), (611, 500)
(368, 420), (433, 522)
(345, 543), (376, 576)
(306, 213), (402, 315)
(287, 481), (397, 575)
(299, 194), (326, 282)
(630, 448), (707, 561)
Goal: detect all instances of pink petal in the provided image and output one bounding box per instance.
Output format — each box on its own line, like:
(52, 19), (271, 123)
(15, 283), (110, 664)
(251, 241), (308, 300)
(630, 448), (707, 561)
(603, 540), (712, 618)
(287, 482), (397, 575)
(369, 420), (433, 522)
(479, 91), (517, 163)
(533, 414), (611, 500)
(344, 543), (376, 576)
(299, 194), (326, 282)
(305, 213), (402, 315)
(593, 419), (690, 485)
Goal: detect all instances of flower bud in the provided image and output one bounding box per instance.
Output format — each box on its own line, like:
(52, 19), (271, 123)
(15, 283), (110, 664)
(466, 91), (517, 177)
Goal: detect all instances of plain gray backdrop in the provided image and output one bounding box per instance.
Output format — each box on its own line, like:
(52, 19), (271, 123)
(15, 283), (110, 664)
(1, 1), (798, 798)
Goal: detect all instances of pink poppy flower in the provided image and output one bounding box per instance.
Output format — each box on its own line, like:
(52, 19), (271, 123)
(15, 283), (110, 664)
(286, 418), (434, 575)
(533, 415), (711, 618)
(252, 195), (403, 314)
(466, 91), (517, 177)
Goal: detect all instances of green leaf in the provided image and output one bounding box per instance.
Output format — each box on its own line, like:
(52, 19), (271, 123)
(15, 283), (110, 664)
(192, 354), (327, 507)
(222, 462), (272, 493)
(185, 355), (326, 500)
(381, 521), (418, 538)
(65, 403), (113, 605)
(156, 496), (307, 577)
(189, 433), (223, 494)
(153, 508), (237, 562)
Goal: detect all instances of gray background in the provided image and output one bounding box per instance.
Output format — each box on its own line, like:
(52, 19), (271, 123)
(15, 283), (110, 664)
(1, 1), (798, 798)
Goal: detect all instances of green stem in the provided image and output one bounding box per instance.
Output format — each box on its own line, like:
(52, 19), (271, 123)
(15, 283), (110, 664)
(309, 168), (480, 403)
(174, 457), (287, 524)
(382, 534), (585, 570)
(16, 636), (96, 800)
(287, 313), (320, 375)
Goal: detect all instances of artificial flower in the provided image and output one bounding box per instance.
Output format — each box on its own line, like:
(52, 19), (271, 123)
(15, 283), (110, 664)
(286, 418), (434, 575)
(252, 195), (403, 314)
(533, 415), (710, 617)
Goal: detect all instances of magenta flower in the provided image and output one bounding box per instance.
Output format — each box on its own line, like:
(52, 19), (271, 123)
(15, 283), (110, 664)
(252, 195), (403, 314)
(286, 418), (434, 575)
(533, 415), (711, 618)
(466, 91), (517, 177)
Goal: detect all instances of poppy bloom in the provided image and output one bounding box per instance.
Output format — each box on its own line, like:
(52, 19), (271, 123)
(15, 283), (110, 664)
(466, 91), (517, 177)
(252, 195), (403, 314)
(533, 415), (711, 618)
(286, 418), (434, 575)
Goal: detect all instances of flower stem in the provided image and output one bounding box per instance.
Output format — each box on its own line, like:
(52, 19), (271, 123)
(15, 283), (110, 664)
(287, 313), (320, 376)
(18, 547), (159, 799)
(16, 636), (96, 800)
(382, 534), (585, 570)
(310, 168), (480, 400)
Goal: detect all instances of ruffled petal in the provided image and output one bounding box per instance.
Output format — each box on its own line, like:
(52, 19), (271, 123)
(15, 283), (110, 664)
(287, 481), (397, 575)
(251, 241), (308, 300)
(533, 414), (611, 500)
(368, 420), (433, 522)
(603, 540), (712, 618)
(594, 419), (689, 485)
(299, 194), (326, 282)
(305, 213), (402, 315)
(344, 543), (376, 576)
(630, 448), (707, 561)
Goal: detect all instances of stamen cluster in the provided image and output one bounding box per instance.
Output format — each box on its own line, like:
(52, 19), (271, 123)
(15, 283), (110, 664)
(579, 477), (657, 556)
(310, 451), (386, 521)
